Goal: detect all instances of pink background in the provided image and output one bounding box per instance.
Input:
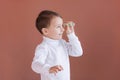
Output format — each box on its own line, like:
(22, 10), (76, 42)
(0, 0), (120, 80)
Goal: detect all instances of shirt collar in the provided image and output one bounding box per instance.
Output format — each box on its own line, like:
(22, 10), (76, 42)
(43, 36), (61, 46)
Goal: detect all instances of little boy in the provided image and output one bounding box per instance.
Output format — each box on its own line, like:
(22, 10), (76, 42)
(31, 10), (83, 80)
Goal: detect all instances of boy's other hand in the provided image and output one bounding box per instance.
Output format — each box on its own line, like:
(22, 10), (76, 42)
(49, 65), (63, 75)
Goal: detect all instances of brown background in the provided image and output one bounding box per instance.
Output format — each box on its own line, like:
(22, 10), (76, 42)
(0, 0), (120, 80)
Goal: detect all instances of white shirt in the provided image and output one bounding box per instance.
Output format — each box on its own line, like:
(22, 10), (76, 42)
(31, 33), (83, 80)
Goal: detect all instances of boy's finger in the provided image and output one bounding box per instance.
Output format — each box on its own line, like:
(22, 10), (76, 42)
(55, 65), (63, 71)
(64, 21), (75, 34)
(58, 65), (63, 70)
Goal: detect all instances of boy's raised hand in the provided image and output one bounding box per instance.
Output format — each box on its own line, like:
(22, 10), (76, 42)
(49, 65), (63, 75)
(63, 21), (75, 34)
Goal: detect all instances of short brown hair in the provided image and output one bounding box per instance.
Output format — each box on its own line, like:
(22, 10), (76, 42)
(35, 10), (62, 34)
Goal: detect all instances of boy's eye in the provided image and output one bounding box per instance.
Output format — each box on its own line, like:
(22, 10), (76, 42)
(57, 26), (61, 28)
(56, 25), (64, 28)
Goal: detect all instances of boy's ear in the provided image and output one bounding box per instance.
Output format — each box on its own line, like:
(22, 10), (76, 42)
(42, 28), (49, 35)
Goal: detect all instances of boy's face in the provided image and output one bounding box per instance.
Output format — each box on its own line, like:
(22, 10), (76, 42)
(44, 16), (64, 40)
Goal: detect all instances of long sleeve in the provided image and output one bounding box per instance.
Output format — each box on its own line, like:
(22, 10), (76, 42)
(66, 32), (83, 57)
(31, 44), (50, 75)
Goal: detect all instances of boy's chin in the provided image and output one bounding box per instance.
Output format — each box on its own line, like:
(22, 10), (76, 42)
(54, 37), (62, 40)
(55, 37), (62, 40)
